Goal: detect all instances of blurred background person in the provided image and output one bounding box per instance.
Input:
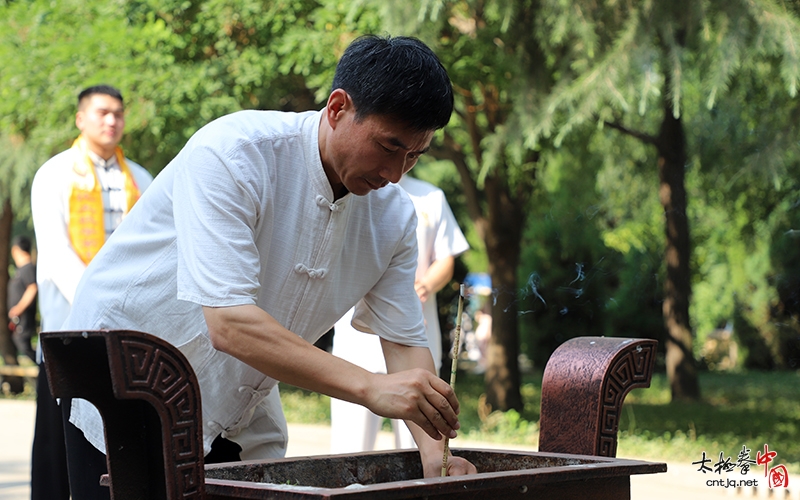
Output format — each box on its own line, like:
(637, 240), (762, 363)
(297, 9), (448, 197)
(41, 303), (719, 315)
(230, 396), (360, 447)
(7, 235), (38, 363)
(29, 84), (152, 500)
(330, 173), (469, 452)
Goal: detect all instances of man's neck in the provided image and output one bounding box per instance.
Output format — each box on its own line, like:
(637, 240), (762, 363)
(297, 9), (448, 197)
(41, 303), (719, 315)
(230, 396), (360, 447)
(84, 141), (117, 161)
(317, 109), (347, 200)
(87, 148), (117, 165)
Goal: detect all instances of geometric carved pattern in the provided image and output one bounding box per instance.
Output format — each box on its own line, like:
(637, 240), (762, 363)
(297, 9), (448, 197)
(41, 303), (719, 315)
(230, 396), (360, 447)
(40, 329), (206, 500)
(112, 336), (205, 499)
(597, 342), (656, 457)
(538, 336), (657, 458)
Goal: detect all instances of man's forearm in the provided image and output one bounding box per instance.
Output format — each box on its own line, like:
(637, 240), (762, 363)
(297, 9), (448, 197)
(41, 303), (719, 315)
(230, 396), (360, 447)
(203, 304), (461, 441)
(8, 285), (38, 318)
(203, 304), (373, 403)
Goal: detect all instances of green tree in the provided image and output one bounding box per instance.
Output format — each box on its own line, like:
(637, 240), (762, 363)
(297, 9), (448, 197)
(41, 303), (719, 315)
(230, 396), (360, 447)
(375, 0), (569, 412)
(1, 0), (382, 176)
(527, 0), (800, 400)
(690, 67), (800, 369)
(119, 0), (377, 167)
(516, 130), (613, 366)
(0, 136), (38, 392)
(516, 127), (668, 368)
(0, 0), (167, 383)
(0, 0), (379, 381)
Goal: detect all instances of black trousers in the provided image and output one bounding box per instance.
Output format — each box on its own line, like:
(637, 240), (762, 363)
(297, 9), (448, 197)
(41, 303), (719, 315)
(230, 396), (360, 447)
(11, 323), (37, 362)
(61, 398), (111, 500)
(61, 398), (242, 499)
(30, 363), (70, 500)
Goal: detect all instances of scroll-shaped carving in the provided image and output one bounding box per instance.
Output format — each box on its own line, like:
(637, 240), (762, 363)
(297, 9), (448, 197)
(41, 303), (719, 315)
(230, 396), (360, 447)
(107, 335), (205, 499)
(41, 330), (206, 500)
(597, 342), (656, 457)
(538, 337), (657, 458)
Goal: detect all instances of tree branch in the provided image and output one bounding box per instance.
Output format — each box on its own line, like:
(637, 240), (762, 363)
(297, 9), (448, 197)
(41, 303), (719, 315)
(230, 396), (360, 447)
(430, 133), (485, 232)
(604, 120), (659, 147)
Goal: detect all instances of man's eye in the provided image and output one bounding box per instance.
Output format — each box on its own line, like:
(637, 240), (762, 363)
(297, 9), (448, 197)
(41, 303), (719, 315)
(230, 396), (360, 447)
(379, 144), (395, 153)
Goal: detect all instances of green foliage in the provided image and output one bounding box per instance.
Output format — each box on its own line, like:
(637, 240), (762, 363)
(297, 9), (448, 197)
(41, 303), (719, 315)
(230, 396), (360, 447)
(278, 384), (332, 424)
(688, 59), (800, 366)
(376, 0), (544, 191)
(517, 134), (611, 365)
(586, 125), (668, 346)
(1, 0), (141, 155)
(371, 0), (560, 410)
(121, 0), (383, 168)
(0, 0), (383, 172)
(529, 0), (800, 146)
(2, 0), (800, 409)
(519, 0), (800, 373)
(515, 126), (672, 366)
(373, 0), (800, 379)
(0, 136), (38, 220)
(620, 371), (800, 471)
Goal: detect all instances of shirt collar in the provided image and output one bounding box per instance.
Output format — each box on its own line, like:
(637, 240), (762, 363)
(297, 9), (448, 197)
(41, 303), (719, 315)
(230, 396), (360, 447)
(87, 149), (119, 170)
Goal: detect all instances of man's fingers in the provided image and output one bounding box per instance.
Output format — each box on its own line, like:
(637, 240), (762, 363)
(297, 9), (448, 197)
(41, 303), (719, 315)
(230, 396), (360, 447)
(446, 457), (478, 476)
(368, 369), (463, 440)
(421, 422), (443, 441)
(410, 410), (443, 441)
(418, 398), (458, 439)
(420, 372), (461, 437)
(429, 375), (460, 416)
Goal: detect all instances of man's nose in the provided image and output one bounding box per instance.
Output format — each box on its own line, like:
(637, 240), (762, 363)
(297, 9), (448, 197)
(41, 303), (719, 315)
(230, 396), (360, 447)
(379, 162), (404, 184)
(380, 167), (402, 184)
(380, 154), (417, 183)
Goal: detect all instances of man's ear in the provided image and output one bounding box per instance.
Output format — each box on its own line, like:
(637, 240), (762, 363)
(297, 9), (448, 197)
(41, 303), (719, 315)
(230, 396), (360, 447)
(325, 89), (350, 129)
(75, 111), (84, 132)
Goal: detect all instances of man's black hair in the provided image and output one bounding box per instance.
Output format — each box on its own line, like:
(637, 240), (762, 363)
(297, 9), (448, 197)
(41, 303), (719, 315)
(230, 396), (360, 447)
(11, 235), (32, 254)
(78, 85), (124, 109)
(331, 35), (454, 132)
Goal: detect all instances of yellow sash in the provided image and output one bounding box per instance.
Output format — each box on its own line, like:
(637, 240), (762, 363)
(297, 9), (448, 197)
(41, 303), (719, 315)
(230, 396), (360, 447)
(68, 135), (141, 265)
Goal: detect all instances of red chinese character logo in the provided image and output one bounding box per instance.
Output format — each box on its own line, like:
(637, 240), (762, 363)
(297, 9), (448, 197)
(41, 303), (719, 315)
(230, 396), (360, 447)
(769, 465), (789, 488)
(756, 444), (778, 477)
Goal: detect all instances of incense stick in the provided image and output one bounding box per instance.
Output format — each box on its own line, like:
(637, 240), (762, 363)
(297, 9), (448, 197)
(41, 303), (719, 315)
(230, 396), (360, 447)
(441, 283), (466, 477)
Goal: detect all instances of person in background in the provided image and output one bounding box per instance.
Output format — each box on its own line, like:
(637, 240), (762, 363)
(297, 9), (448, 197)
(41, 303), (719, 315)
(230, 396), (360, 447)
(7, 234), (38, 363)
(330, 173), (469, 452)
(29, 84), (153, 500)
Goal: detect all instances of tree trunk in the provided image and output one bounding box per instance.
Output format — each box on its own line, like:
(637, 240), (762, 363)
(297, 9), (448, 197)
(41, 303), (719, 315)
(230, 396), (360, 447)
(436, 132), (525, 413)
(0, 198), (24, 394)
(656, 107), (701, 402)
(482, 176), (524, 412)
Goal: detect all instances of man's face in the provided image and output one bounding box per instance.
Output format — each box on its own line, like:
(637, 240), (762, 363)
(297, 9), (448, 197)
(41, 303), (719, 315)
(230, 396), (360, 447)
(325, 95), (435, 196)
(75, 94), (125, 157)
(10, 245), (21, 263)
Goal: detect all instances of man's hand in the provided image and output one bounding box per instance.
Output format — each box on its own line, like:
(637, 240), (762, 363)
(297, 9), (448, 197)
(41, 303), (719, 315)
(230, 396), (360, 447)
(415, 417), (478, 478)
(8, 305), (22, 318)
(203, 305), (476, 473)
(364, 368), (460, 441)
(414, 280), (432, 303)
(414, 256), (455, 304)
(420, 452), (478, 478)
